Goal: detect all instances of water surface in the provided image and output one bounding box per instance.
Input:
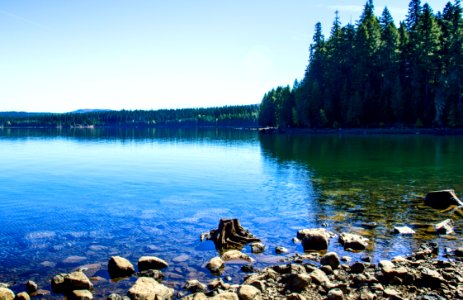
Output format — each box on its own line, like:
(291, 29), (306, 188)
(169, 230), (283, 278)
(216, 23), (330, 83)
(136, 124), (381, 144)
(0, 128), (461, 297)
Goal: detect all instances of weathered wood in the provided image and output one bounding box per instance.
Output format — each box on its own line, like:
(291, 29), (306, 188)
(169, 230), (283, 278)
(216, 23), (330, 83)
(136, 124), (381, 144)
(206, 219), (260, 251)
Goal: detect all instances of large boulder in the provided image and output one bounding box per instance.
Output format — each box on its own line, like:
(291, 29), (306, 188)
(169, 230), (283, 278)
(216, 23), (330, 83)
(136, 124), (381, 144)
(108, 256), (135, 278)
(138, 256), (169, 271)
(425, 189), (463, 209)
(339, 233), (369, 251)
(297, 228), (332, 251)
(0, 287), (14, 300)
(128, 277), (174, 300)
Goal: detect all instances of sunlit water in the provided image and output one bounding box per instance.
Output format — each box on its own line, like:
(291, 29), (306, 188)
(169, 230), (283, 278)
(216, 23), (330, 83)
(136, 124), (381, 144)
(0, 128), (462, 298)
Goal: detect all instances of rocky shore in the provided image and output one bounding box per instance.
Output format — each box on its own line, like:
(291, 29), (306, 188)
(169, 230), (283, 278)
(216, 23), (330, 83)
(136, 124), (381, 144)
(1, 190), (462, 300)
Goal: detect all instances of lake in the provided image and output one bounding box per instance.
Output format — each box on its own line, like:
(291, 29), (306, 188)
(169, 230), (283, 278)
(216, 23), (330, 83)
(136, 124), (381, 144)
(0, 128), (462, 298)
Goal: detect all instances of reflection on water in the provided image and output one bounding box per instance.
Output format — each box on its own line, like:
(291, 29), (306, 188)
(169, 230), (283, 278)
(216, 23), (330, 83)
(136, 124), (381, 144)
(0, 129), (462, 298)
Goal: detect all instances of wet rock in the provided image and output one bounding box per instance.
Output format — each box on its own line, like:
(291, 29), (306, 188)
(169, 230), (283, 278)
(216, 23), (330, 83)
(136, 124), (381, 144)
(434, 219), (454, 235)
(138, 256), (169, 271)
(425, 189), (463, 209)
(297, 228), (332, 250)
(14, 292), (30, 300)
(285, 274), (311, 292)
(292, 237), (301, 244)
(69, 290), (93, 300)
(207, 257), (224, 273)
(137, 269), (164, 281)
(327, 288), (344, 300)
(26, 280), (38, 295)
(393, 226), (416, 235)
(184, 280), (206, 293)
(108, 256), (135, 278)
(320, 252), (341, 269)
(241, 265), (255, 273)
(238, 285), (261, 300)
(127, 277), (174, 300)
(275, 246), (288, 254)
(51, 274), (66, 293)
(250, 242), (265, 254)
(339, 233), (368, 251)
(221, 250), (254, 262)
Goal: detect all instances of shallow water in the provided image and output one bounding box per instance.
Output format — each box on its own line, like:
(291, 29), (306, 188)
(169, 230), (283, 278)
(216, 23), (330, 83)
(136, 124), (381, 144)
(0, 128), (462, 298)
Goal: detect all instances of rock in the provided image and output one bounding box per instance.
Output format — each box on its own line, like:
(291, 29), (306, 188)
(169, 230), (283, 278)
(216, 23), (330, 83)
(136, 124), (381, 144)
(210, 292), (239, 300)
(127, 277), (174, 300)
(320, 252), (341, 269)
(241, 265), (255, 273)
(275, 246), (288, 254)
(108, 256), (135, 278)
(339, 233), (368, 251)
(138, 256), (169, 271)
(310, 269), (330, 285)
(137, 269), (164, 281)
(250, 242), (265, 254)
(63, 256), (87, 265)
(207, 257), (224, 273)
(184, 280), (207, 293)
(297, 228), (332, 250)
(384, 288), (400, 298)
(107, 293), (125, 300)
(172, 255), (189, 263)
(327, 288), (344, 300)
(14, 292), (30, 300)
(69, 290), (93, 300)
(455, 247), (463, 257)
(0, 288), (15, 300)
(221, 250), (254, 262)
(26, 280), (38, 295)
(420, 268), (445, 288)
(285, 274), (311, 292)
(292, 237), (301, 244)
(350, 262), (366, 274)
(238, 285), (261, 300)
(434, 219), (454, 234)
(393, 226), (416, 235)
(51, 274), (66, 293)
(425, 189), (463, 209)
(65, 271), (93, 291)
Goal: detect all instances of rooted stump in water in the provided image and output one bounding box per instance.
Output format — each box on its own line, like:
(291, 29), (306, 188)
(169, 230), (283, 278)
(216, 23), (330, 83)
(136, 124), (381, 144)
(206, 219), (260, 251)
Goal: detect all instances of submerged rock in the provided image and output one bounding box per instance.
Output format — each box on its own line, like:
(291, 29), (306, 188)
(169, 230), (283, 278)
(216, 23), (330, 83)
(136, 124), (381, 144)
(297, 228), (332, 251)
(108, 256), (135, 279)
(339, 233), (368, 251)
(425, 189), (463, 209)
(393, 226), (416, 235)
(127, 277), (174, 300)
(207, 257), (224, 273)
(184, 280), (207, 294)
(138, 256), (169, 271)
(434, 219), (454, 235)
(221, 250), (254, 262)
(275, 246), (288, 254)
(250, 242), (265, 254)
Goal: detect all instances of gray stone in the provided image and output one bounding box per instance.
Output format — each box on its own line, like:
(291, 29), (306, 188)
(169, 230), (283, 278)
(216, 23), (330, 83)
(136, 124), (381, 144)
(297, 228), (331, 250)
(238, 285), (261, 300)
(339, 233), (369, 251)
(434, 219), (454, 234)
(127, 277), (174, 300)
(138, 256), (169, 271)
(108, 256), (135, 278)
(425, 189), (463, 209)
(320, 252), (341, 269)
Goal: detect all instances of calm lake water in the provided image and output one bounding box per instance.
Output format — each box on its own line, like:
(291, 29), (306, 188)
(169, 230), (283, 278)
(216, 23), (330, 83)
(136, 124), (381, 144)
(0, 128), (462, 298)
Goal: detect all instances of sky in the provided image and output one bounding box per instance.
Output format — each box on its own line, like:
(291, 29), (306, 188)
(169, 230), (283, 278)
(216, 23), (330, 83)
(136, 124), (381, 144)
(0, 0), (453, 112)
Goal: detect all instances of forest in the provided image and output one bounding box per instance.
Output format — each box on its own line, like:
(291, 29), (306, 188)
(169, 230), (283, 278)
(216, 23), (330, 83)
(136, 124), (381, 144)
(259, 0), (463, 128)
(0, 105), (259, 128)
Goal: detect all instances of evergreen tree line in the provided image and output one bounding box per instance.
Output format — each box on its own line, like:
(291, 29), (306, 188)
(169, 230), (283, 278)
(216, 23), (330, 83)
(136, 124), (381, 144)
(259, 0), (463, 128)
(0, 105), (259, 128)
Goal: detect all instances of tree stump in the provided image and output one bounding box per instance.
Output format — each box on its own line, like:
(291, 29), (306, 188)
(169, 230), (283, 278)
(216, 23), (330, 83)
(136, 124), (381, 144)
(206, 219), (260, 251)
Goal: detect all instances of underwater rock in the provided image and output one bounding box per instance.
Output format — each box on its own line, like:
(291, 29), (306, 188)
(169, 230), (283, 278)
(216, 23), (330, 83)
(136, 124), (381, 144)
(434, 219), (454, 235)
(250, 242), (265, 254)
(207, 257), (224, 273)
(393, 226), (416, 235)
(425, 189), (463, 209)
(221, 250), (254, 262)
(205, 219), (260, 251)
(108, 256), (135, 279)
(138, 256), (169, 271)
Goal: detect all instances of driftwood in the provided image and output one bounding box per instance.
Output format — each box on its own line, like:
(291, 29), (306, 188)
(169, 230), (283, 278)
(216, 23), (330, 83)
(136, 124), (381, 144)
(204, 219), (260, 251)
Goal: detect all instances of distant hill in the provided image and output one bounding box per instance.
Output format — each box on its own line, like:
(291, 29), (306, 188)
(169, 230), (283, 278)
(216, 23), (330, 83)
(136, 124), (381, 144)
(70, 109), (113, 114)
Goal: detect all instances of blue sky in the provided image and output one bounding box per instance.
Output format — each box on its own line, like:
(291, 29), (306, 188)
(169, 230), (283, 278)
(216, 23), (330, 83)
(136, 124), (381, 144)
(0, 0), (451, 112)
